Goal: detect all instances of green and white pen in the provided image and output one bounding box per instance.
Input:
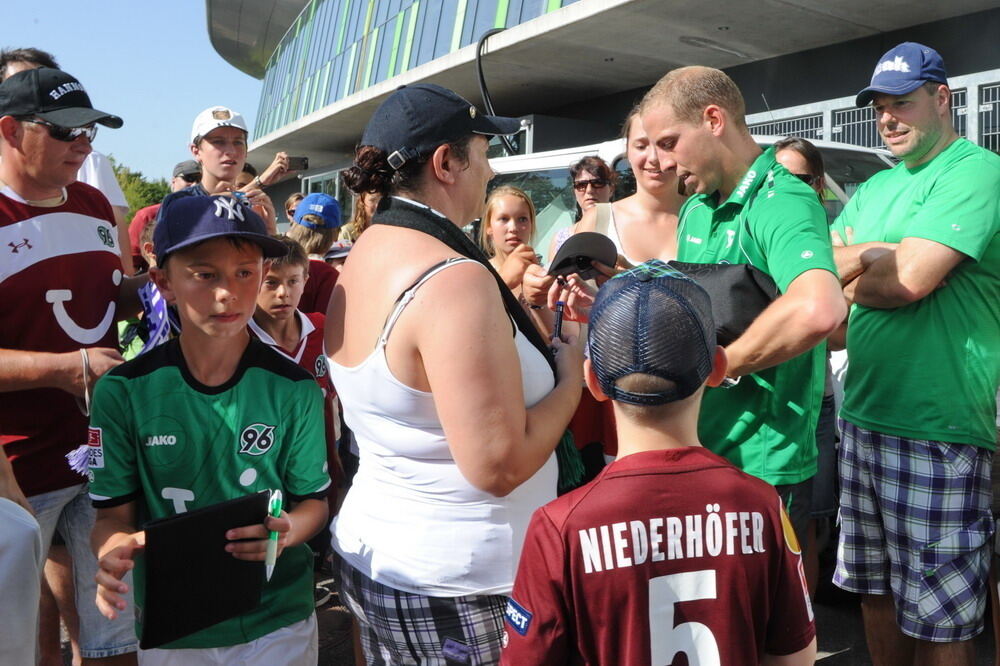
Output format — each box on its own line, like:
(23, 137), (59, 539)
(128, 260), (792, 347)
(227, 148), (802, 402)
(265, 489), (283, 581)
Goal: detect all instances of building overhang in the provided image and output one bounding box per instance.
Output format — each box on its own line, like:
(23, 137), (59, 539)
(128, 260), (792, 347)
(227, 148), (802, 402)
(246, 0), (996, 171)
(207, 0), (309, 79)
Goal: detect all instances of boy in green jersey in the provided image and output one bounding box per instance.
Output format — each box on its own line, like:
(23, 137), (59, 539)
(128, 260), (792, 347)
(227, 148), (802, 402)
(89, 195), (331, 664)
(830, 43), (1000, 665)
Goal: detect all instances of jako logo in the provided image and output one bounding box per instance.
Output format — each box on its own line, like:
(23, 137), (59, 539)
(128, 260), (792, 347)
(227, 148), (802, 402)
(873, 56), (910, 77)
(735, 170), (757, 198)
(145, 435), (177, 446)
(239, 423), (276, 456)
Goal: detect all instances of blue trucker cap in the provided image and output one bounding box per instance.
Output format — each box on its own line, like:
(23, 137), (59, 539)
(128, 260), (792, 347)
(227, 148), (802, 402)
(588, 260), (717, 406)
(360, 83), (522, 170)
(154, 195), (287, 263)
(293, 193), (342, 230)
(855, 42), (948, 107)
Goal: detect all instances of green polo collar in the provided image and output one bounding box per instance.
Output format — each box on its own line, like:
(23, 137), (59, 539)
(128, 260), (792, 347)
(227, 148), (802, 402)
(717, 146), (777, 210)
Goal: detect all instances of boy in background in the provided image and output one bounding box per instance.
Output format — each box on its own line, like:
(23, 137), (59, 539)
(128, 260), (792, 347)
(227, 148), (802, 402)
(90, 195), (331, 664)
(250, 237), (342, 591)
(501, 262), (816, 666)
(287, 193), (341, 315)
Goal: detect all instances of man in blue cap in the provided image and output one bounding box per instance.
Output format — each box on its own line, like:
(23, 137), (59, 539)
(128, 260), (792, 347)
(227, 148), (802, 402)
(831, 42), (1000, 665)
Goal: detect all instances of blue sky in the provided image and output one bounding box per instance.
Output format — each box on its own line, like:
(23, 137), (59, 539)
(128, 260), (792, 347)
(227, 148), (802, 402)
(5, 0), (264, 180)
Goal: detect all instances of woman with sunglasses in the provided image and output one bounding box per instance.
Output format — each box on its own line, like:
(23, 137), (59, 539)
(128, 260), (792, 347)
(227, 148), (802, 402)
(775, 135), (835, 600)
(326, 84), (582, 665)
(774, 136), (826, 198)
(546, 157), (615, 259)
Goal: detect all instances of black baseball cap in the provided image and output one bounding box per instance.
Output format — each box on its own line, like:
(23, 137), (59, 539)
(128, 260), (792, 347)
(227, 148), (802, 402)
(589, 261), (716, 405)
(172, 160), (201, 179)
(154, 195), (287, 263)
(548, 232), (617, 280)
(360, 83), (521, 170)
(0, 67), (122, 128)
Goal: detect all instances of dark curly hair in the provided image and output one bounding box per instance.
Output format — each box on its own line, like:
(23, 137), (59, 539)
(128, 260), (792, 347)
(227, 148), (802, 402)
(341, 138), (473, 198)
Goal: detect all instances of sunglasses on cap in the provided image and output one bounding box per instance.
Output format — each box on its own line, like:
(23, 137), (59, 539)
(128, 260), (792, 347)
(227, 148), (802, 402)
(573, 178), (610, 192)
(793, 173), (822, 187)
(20, 117), (97, 143)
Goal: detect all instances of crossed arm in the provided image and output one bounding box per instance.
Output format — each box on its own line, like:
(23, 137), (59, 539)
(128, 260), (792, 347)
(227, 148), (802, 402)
(843, 237), (965, 309)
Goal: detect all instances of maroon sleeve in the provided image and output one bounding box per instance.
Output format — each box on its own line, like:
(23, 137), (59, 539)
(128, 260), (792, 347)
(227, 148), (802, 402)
(301, 260), (338, 315)
(765, 498), (816, 655)
(500, 508), (572, 666)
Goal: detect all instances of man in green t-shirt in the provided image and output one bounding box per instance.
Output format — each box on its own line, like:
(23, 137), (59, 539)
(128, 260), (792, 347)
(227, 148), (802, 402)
(638, 67), (846, 550)
(830, 43), (1000, 664)
(89, 195), (331, 663)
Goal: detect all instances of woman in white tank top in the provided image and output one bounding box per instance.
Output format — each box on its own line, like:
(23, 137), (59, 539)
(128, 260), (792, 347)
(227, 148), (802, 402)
(325, 84), (583, 665)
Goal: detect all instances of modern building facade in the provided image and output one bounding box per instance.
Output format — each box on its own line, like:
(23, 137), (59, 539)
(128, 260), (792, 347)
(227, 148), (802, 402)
(208, 0), (1000, 215)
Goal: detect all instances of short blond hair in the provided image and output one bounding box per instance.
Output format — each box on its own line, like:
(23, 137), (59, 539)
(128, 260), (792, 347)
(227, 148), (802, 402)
(286, 219), (335, 255)
(641, 66), (746, 127)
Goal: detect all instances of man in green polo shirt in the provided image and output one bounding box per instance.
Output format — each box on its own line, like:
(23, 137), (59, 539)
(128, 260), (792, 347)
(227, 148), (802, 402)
(639, 66), (846, 549)
(830, 43), (1000, 665)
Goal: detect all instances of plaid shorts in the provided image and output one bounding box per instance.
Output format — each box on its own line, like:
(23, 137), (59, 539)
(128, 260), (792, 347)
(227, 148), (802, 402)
(338, 557), (507, 665)
(834, 420), (994, 642)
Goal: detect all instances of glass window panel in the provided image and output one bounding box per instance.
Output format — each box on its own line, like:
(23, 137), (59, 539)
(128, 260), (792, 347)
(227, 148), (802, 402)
(434, 0), (459, 59)
(373, 23), (393, 83)
(519, 0), (545, 21)
(465, 0), (498, 46)
(377, 0), (392, 25)
(506, 0), (524, 27)
(329, 55), (345, 105)
(346, 0), (364, 45)
(414, 1), (441, 67)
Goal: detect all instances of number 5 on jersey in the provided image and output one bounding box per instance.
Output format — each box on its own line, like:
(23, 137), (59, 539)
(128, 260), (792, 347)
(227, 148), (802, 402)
(649, 569), (721, 665)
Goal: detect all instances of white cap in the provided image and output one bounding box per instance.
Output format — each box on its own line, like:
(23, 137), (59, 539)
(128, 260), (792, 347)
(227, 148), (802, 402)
(190, 106), (248, 144)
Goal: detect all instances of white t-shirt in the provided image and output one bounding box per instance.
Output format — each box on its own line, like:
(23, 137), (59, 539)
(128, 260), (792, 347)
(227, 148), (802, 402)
(77, 151), (127, 209)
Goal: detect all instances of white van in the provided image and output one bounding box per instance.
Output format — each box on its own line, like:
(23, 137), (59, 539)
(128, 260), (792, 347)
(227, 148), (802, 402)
(488, 136), (895, 263)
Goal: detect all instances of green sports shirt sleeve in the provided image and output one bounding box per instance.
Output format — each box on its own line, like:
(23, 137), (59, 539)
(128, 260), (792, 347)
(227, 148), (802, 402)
(747, 188), (838, 291)
(88, 374), (140, 505)
(278, 379), (332, 500)
(899, 150), (1000, 261)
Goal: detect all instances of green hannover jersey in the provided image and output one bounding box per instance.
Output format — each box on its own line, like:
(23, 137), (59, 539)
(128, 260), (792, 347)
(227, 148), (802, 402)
(677, 147), (837, 485)
(834, 139), (1000, 449)
(88, 338), (331, 649)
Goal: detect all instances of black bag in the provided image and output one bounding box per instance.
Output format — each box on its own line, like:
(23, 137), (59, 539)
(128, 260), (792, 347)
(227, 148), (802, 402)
(667, 261), (778, 346)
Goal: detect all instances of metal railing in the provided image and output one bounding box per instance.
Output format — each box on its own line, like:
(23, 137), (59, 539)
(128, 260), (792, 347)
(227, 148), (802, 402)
(980, 83), (1000, 153)
(748, 113), (823, 140)
(744, 70), (1000, 154)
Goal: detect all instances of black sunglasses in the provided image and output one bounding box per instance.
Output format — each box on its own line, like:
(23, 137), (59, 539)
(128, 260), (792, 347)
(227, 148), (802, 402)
(793, 173), (822, 187)
(573, 178), (610, 192)
(20, 117), (97, 143)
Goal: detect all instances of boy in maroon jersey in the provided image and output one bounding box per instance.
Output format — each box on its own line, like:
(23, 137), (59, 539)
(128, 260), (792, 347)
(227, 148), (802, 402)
(501, 261), (816, 666)
(250, 236), (341, 487)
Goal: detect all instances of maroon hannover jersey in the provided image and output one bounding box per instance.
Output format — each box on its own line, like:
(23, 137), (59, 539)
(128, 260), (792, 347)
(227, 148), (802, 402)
(249, 310), (341, 487)
(299, 259), (337, 315)
(0, 183), (121, 497)
(501, 447), (814, 666)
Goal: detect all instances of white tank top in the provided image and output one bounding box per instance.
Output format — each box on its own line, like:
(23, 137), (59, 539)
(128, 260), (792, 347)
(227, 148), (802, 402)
(328, 258), (558, 596)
